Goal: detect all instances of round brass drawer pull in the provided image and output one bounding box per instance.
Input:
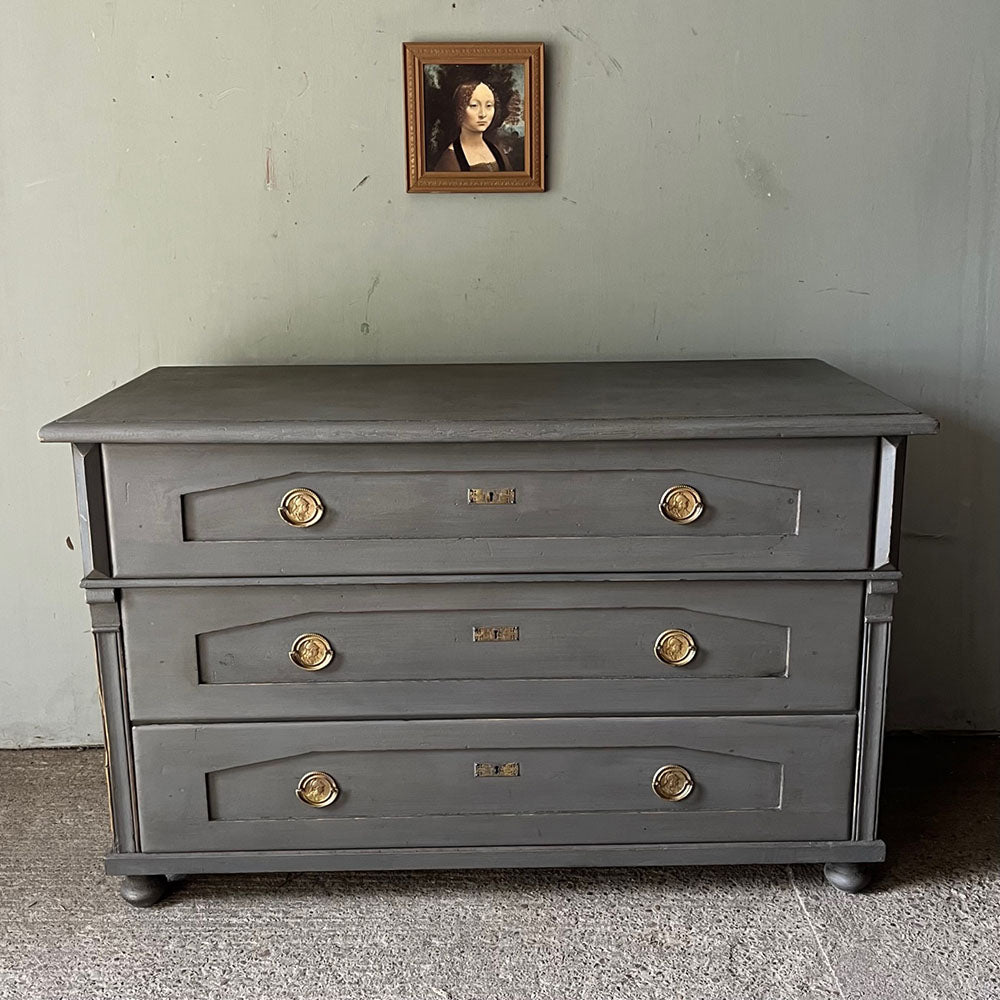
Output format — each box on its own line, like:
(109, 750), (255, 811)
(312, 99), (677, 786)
(659, 485), (704, 524)
(296, 771), (340, 808)
(652, 764), (695, 801)
(279, 487), (324, 527)
(654, 628), (697, 666)
(289, 633), (335, 671)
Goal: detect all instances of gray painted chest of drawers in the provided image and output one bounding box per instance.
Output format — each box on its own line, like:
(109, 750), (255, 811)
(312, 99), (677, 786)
(41, 360), (937, 905)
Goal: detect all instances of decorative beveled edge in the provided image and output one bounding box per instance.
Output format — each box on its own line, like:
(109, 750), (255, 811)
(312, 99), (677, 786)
(40, 412), (941, 444)
(105, 840), (888, 875)
(403, 42), (544, 193)
(81, 569), (905, 590)
(864, 579), (898, 623)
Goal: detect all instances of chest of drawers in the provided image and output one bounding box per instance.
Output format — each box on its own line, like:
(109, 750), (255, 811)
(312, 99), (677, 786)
(41, 360), (936, 906)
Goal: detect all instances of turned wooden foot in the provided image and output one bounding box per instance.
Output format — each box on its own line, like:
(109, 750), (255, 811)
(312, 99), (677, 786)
(119, 874), (170, 907)
(823, 862), (874, 894)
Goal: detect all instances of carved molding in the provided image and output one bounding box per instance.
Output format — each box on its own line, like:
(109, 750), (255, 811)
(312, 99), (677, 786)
(864, 580), (897, 623)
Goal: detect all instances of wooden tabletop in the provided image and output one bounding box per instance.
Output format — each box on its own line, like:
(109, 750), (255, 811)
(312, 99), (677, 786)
(39, 359), (938, 443)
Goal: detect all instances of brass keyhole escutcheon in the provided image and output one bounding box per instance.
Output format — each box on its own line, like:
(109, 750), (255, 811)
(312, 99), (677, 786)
(659, 485), (704, 524)
(296, 771), (340, 808)
(652, 765), (695, 802)
(278, 487), (324, 527)
(468, 487), (516, 505)
(289, 633), (335, 671)
(654, 629), (697, 666)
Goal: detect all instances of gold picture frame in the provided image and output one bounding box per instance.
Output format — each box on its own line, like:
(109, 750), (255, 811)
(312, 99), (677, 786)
(403, 42), (544, 193)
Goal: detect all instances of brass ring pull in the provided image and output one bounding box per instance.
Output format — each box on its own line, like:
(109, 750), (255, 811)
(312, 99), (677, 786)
(296, 771), (340, 807)
(654, 629), (697, 666)
(659, 485), (704, 524)
(279, 487), (324, 527)
(289, 633), (335, 671)
(652, 764), (695, 801)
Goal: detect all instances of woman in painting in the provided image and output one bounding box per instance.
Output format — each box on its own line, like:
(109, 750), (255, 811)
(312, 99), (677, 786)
(426, 65), (521, 172)
(434, 80), (511, 172)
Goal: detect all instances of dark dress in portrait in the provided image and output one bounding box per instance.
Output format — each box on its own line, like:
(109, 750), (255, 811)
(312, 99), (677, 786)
(433, 138), (512, 172)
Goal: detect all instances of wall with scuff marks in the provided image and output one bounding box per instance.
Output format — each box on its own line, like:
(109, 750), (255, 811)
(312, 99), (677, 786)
(2, 2), (998, 745)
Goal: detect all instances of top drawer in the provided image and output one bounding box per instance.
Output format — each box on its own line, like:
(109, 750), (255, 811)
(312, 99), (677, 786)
(102, 439), (877, 577)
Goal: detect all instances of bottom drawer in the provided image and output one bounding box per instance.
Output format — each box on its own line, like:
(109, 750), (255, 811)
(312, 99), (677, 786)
(133, 717), (856, 853)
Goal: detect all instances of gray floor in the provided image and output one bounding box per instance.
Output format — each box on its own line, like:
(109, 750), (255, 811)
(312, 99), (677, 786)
(0, 736), (997, 1000)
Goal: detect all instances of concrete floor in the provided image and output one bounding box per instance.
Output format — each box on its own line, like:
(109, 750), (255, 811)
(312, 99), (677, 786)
(0, 735), (997, 1000)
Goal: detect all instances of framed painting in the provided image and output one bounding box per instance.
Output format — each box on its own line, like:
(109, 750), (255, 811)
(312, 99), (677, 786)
(403, 42), (544, 193)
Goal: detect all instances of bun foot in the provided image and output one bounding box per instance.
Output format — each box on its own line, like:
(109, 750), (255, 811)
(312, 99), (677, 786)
(119, 874), (170, 907)
(823, 862), (874, 894)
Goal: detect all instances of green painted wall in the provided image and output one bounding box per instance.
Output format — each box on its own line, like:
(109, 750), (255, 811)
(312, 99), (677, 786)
(2, 1), (998, 744)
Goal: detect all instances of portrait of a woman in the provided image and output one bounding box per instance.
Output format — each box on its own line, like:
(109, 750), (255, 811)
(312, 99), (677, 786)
(433, 81), (510, 172)
(423, 63), (525, 173)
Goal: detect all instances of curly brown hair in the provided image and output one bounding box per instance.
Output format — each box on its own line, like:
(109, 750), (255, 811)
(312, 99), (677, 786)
(450, 80), (505, 133)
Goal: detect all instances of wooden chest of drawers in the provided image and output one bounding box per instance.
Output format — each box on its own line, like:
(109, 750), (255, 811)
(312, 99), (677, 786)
(41, 360), (936, 905)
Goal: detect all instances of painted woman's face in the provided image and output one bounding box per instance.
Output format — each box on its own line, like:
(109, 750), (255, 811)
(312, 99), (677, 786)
(462, 83), (496, 133)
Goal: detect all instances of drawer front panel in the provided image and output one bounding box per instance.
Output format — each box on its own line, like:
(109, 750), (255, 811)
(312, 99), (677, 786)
(103, 439), (877, 576)
(122, 581), (864, 722)
(133, 716), (856, 853)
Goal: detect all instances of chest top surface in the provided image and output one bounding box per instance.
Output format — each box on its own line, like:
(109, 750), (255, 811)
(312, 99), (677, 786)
(39, 359), (937, 444)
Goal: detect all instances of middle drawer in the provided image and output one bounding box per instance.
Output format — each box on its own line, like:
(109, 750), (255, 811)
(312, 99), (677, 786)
(122, 580), (863, 722)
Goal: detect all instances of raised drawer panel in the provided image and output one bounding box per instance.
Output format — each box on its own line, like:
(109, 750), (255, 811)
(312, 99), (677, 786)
(122, 581), (864, 722)
(133, 716), (856, 853)
(103, 438), (877, 576)
(182, 469), (796, 541)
